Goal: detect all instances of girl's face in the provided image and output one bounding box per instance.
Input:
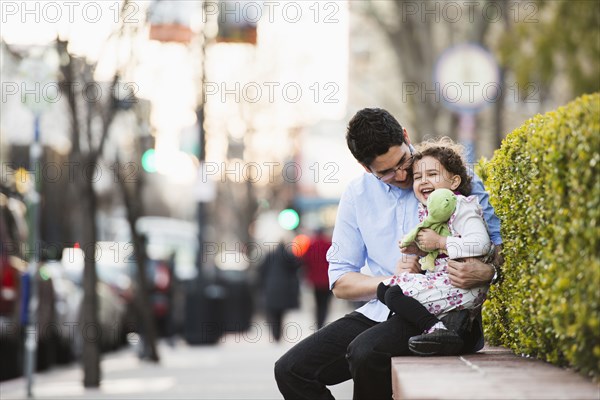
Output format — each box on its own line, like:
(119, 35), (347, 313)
(412, 156), (461, 204)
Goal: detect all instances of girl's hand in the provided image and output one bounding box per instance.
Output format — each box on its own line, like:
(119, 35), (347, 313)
(416, 229), (446, 252)
(399, 241), (428, 257)
(395, 254), (421, 274)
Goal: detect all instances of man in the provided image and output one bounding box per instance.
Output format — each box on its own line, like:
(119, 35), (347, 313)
(274, 108), (502, 400)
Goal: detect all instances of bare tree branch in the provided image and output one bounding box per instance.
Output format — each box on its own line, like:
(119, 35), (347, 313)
(92, 73), (120, 163)
(57, 40), (81, 154)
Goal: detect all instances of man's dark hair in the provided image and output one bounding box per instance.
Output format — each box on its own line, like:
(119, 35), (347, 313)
(346, 108), (407, 166)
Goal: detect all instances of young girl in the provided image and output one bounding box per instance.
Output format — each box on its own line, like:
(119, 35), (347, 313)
(377, 140), (493, 356)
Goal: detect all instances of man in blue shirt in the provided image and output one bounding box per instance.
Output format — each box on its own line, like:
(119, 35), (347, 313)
(275, 108), (502, 400)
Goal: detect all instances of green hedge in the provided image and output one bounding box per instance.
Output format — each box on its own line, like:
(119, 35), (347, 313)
(481, 93), (600, 379)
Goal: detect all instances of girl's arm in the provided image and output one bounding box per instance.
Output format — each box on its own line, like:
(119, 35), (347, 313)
(445, 197), (492, 259)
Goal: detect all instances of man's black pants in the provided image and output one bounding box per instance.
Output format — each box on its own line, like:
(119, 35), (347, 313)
(274, 311), (421, 400)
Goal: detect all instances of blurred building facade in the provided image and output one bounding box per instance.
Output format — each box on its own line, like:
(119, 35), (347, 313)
(0, 43), (174, 248)
(346, 1), (570, 160)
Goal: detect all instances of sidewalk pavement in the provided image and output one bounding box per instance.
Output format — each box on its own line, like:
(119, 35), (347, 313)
(0, 289), (354, 400)
(0, 335), (352, 400)
(4, 290), (598, 400)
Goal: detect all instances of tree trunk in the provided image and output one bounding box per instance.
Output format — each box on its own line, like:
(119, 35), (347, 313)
(368, 0), (443, 139)
(494, 67), (507, 149)
(494, 0), (510, 149)
(80, 155), (101, 387)
(130, 232), (160, 361)
(115, 159), (159, 361)
(56, 1), (137, 384)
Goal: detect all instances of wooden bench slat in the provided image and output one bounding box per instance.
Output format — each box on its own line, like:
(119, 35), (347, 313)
(391, 346), (599, 400)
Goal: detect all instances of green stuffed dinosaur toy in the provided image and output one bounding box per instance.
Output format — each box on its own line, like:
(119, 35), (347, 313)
(400, 188), (457, 272)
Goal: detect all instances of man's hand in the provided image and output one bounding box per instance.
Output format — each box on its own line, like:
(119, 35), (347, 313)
(395, 254), (421, 274)
(447, 257), (494, 289)
(492, 244), (504, 269)
(415, 229), (446, 252)
(331, 273), (393, 301)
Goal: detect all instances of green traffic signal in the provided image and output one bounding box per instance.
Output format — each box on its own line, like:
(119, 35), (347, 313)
(278, 209), (300, 230)
(141, 149), (157, 173)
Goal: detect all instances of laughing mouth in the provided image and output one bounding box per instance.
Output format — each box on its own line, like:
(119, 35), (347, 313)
(421, 188), (434, 198)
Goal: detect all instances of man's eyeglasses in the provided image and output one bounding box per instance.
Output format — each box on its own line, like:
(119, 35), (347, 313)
(372, 149), (414, 182)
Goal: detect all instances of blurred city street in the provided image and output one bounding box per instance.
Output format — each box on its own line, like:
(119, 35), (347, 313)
(0, 287), (354, 400)
(1, 1), (598, 398)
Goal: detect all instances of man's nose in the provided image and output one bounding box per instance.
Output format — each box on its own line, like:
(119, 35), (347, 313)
(395, 168), (408, 180)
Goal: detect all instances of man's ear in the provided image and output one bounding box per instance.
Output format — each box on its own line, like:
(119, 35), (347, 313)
(450, 175), (461, 190)
(402, 128), (412, 146)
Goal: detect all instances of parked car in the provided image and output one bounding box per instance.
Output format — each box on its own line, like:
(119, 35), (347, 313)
(94, 241), (136, 343)
(0, 190), (56, 379)
(61, 246), (127, 353)
(40, 259), (83, 363)
(0, 192), (27, 380)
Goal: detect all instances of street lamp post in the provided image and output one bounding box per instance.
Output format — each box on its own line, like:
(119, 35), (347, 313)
(23, 115), (42, 399)
(19, 52), (55, 399)
(434, 43), (500, 163)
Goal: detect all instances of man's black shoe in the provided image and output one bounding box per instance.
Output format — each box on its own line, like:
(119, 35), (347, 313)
(408, 329), (464, 356)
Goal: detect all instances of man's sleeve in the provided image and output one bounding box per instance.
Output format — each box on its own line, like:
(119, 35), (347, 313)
(327, 187), (367, 290)
(470, 173), (502, 245)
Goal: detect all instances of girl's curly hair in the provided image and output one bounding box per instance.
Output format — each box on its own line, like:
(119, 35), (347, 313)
(412, 137), (472, 196)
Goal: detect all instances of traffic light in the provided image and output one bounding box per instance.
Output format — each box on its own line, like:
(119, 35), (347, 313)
(291, 234), (311, 257)
(141, 149), (157, 173)
(278, 208), (300, 231)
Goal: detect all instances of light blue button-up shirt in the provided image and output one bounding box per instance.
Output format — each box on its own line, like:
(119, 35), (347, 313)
(327, 171), (502, 322)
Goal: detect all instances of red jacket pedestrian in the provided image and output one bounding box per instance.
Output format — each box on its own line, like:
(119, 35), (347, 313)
(302, 229), (332, 328)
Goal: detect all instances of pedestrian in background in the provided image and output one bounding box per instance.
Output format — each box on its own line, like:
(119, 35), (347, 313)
(301, 228), (332, 329)
(258, 241), (301, 342)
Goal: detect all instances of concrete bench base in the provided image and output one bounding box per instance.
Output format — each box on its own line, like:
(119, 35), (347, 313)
(391, 346), (599, 399)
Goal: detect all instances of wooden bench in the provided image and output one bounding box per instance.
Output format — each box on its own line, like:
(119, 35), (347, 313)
(391, 346), (599, 399)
